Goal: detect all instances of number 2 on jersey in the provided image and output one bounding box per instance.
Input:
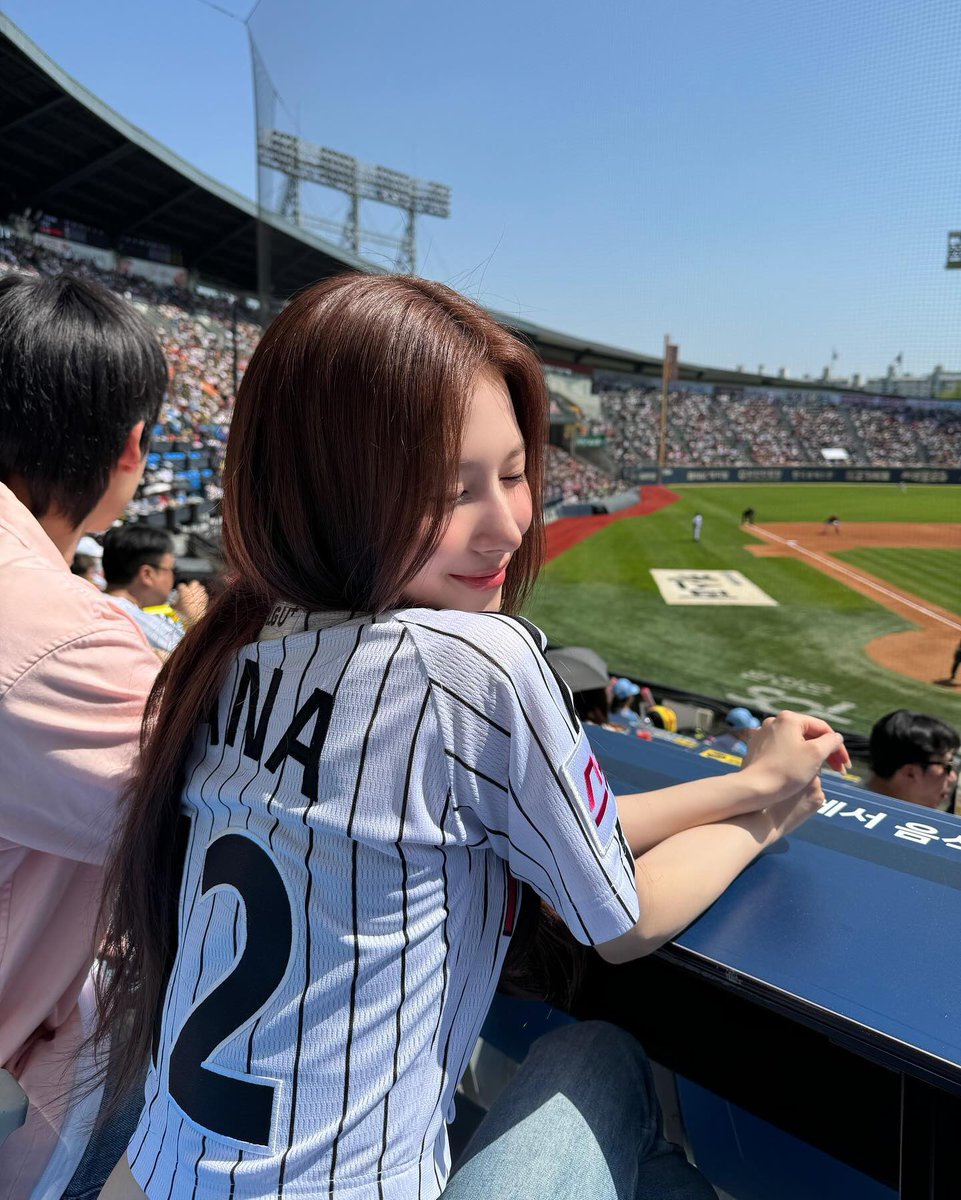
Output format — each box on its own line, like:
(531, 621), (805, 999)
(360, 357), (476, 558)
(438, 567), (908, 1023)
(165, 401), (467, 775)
(167, 831), (294, 1147)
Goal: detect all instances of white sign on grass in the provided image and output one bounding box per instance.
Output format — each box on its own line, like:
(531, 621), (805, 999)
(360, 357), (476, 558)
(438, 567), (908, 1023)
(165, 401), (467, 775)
(651, 569), (778, 606)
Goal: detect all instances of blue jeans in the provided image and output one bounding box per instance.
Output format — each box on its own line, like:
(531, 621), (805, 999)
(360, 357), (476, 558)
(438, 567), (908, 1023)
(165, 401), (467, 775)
(444, 1021), (717, 1200)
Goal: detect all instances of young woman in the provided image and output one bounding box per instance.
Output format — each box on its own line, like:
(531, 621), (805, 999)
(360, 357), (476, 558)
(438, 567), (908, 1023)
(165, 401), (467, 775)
(95, 274), (847, 1200)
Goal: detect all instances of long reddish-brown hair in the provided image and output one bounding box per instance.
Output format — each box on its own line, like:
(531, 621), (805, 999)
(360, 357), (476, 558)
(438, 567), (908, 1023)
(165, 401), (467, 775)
(94, 274), (548, 1098)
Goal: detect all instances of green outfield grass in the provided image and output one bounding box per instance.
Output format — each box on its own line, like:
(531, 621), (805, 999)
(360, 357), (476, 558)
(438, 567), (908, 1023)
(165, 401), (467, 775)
(834, 548), (961, 615)
(673, 483), (961, 524)
(525, 485), (961, 733)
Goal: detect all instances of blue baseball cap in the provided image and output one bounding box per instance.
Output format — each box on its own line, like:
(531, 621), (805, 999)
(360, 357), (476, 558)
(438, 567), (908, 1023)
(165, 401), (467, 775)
(612, 677), (642, 701)
(726, 706), (761, 730)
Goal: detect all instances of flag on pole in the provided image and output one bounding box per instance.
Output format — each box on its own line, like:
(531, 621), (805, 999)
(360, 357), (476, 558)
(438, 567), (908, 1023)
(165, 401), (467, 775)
(663, 341), (679, 383)
(657, 336), (677, 485)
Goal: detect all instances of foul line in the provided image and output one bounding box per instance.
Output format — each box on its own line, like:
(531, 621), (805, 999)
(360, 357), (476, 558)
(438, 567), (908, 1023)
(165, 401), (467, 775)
(753, 527), (961, 634)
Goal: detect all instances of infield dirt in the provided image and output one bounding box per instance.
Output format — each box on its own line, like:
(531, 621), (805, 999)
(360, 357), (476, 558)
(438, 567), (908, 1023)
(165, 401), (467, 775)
(746, 522), (961, 686)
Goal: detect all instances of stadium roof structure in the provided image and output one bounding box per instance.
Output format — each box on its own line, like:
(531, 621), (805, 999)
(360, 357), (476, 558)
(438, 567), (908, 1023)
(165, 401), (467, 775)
(0, 14), (831, 392)
(0, 13), (376, 297)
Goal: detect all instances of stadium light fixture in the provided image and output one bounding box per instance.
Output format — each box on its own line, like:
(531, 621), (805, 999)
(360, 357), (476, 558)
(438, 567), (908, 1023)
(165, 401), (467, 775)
(258, 129), (451, 272)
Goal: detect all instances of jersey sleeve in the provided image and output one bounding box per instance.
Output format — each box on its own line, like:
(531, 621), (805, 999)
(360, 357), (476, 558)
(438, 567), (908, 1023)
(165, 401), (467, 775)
(0, 623), (159, 863)
(402, 611), (639, 946)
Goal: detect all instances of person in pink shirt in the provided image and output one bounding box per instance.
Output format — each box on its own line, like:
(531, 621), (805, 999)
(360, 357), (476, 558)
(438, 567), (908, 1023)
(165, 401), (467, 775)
(0, 272), (165, 1199)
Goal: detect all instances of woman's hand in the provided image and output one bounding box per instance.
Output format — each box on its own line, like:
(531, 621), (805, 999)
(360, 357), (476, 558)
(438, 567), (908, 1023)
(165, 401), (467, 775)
(761, 775), (826, 843)
(740, 710), (849, 808)
(614, 709), (850, 857)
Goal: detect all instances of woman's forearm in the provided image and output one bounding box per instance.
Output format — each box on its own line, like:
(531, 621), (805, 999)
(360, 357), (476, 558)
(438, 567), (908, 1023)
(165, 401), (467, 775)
(597, 810), (778, 964)
(614, 768), (774, 856)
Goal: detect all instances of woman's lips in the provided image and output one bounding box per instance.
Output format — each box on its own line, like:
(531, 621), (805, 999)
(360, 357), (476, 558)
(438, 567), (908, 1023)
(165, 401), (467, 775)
(450, 567), (507, 590)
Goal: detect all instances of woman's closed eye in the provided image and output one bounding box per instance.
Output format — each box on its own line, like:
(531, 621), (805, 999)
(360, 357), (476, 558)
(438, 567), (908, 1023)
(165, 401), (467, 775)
(453, 472), (526, 504)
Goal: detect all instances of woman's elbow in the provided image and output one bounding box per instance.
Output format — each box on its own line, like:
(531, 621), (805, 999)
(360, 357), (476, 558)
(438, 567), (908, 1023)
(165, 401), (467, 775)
(594, 923), (665, 964)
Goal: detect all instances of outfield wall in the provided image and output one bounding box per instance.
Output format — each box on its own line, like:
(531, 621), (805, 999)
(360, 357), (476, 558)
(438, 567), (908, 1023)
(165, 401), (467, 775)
(626, 466), (961, 485)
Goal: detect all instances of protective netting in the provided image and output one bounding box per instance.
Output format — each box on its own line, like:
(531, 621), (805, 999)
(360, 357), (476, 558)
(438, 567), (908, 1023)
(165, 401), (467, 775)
(249, 3), (452, 319)
(247, 0), (961, 387)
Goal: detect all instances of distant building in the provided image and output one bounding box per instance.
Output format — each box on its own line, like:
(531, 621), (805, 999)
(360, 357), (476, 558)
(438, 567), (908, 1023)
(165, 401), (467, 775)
(864, 366), (961, 400)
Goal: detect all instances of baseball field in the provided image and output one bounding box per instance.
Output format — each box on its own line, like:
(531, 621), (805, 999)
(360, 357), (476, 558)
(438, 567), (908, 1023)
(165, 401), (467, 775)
(525, 484), (961, 732)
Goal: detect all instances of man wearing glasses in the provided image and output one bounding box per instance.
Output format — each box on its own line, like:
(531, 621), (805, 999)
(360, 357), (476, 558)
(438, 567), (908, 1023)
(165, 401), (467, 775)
(866, 709), (960, 812)
(102, 525), (206, 654)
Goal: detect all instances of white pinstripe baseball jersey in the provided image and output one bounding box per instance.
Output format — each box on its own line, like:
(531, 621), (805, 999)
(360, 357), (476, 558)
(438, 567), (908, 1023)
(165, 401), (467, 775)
(129, 606), (639, 1199)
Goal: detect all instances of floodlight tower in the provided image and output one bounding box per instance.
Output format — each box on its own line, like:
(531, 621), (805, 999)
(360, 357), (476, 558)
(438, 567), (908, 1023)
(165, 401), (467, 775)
(259, 130), (451, 273)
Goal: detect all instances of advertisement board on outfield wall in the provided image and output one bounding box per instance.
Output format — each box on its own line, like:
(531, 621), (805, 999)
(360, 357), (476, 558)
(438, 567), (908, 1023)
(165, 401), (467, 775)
(625, 466), (961, 485)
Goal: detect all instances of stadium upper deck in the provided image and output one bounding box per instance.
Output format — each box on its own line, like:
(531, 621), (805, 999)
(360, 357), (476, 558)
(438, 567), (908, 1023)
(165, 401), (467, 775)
(0, 14), (374, 300)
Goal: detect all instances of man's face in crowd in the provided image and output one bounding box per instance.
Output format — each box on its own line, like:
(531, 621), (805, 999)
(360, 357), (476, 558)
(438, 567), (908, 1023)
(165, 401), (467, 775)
(896, 752), (959, 810)
(140, 552), (176, 607)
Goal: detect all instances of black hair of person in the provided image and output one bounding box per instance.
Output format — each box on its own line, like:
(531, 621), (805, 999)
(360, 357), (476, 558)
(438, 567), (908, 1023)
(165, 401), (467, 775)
(0, 272), (167, 525)
(70, 554), (97, 578)
(869, 709), (960, 779)
(101, 525), (175, 588)
(573, 687), (611, 728)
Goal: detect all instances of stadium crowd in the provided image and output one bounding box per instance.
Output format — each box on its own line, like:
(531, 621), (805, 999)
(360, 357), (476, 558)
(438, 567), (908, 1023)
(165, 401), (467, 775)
(787, 402), (853, 461)
(4, 233), (961, 517)
(0, 233), (258, 520)
(591, 384), (961, 475)
(544, 444), (624, 503)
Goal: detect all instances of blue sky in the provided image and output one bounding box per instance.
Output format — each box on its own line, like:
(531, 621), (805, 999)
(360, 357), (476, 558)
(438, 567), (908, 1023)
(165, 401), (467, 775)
(5, 0), (961, 379)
